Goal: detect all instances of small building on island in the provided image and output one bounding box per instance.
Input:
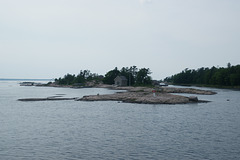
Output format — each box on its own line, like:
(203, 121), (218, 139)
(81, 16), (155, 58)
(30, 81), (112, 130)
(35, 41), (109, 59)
(114, 76), (128, 86)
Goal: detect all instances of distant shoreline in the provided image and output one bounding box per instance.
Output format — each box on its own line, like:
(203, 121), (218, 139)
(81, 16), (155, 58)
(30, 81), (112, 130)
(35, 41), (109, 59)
(172, 83), (240, 91)
(0, 78), (52, 81)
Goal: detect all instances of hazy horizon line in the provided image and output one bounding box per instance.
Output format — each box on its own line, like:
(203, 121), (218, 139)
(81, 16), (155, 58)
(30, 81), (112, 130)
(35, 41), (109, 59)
(0, 78), (52, 81)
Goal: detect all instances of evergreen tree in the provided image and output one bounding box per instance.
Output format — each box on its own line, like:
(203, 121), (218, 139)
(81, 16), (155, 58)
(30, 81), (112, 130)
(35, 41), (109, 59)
(102, 67), (120, 84)
(135, 68), (152, 85)
(120, 66), (136, 86)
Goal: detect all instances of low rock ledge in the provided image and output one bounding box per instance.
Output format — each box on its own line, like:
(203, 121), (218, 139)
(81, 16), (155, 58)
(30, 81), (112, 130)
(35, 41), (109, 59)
(77, 91), (209, 104)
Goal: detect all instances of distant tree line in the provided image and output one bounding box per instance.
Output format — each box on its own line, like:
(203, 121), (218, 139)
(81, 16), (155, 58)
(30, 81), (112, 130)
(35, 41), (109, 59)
(54, 66), (152, 86)
(164, 63), (240, 87)
(54, 70), (102, 85)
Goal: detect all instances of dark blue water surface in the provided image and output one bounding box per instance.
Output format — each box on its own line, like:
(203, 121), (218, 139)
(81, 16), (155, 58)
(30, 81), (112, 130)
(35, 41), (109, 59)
(0, 81), (240, 160)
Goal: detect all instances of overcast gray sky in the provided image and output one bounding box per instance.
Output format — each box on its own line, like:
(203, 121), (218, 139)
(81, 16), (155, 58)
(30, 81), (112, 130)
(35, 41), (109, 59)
(1, 0), (239, 79)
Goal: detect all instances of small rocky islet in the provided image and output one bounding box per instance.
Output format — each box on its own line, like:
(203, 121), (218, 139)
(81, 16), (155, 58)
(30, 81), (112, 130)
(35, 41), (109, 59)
(18, 85), (216, 104)
(77, 86), (215, 104)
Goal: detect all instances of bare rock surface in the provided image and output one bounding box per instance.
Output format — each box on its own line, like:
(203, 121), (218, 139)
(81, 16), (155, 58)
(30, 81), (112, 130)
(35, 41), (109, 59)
(95, 85), (216, 95)
(78, 92), (190, 104)
(161, 87), (216, 95)
(78, 86), (214, 104)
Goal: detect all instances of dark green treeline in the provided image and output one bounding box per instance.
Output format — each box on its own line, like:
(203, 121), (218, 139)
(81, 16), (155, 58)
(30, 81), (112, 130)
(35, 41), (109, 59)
(54, 70), (101, 85)
(54, 66), (152, 86)
(164, 63), (240, 87)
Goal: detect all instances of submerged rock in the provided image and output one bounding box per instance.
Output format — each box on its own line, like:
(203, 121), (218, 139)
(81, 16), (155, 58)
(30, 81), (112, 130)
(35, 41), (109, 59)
(18, 97), (76, 101)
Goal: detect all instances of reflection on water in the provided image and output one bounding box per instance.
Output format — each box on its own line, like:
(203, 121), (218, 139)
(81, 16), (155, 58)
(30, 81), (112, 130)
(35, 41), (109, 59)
(0, 81), (240, 160)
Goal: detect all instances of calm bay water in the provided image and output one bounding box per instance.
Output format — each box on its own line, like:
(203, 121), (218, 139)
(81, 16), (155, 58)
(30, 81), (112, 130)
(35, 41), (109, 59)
(0, 81), (240, 160)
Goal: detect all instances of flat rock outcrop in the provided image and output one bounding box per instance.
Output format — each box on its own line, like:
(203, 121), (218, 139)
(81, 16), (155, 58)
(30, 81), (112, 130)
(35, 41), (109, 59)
(78, 92), (190, 104)
(96, 85), (216, 95)
(161, 87), (216, 95)
(18, 97), (76, 101)
(77, 86), (213, 104)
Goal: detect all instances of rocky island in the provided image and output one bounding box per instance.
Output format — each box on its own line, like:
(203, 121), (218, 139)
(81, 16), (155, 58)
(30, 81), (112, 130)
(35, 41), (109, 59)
(77, 86), (216, 104)
(18, 85), (216, 104)
(18, 66), (217, 104)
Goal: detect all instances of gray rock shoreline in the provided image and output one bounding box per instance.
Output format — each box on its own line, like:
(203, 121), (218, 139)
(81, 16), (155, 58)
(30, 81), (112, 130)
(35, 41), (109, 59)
(77, 86), (214, 104)
(18, 97), (76, 101)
